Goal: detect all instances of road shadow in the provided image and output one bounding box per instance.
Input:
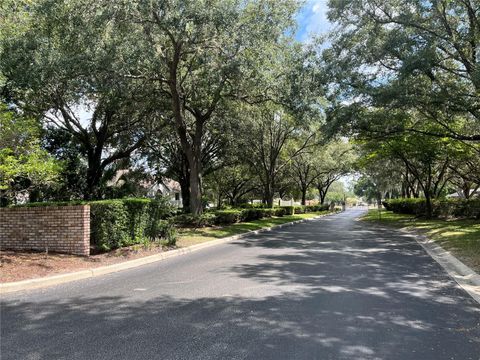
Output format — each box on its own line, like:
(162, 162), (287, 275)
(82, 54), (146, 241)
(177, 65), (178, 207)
(1, 211), (480, 359)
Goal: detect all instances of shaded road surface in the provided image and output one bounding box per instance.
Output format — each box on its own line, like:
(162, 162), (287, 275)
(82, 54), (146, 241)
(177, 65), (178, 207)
(1, 209), (479, 359)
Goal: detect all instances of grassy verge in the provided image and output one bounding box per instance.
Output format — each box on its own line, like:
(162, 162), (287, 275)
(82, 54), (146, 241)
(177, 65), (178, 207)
(177, 211), (332, 247)
(362, 209), (480, 272)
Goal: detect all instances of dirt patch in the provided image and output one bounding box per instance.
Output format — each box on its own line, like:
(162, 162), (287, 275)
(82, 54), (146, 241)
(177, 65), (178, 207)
(0, 244), (172, 283)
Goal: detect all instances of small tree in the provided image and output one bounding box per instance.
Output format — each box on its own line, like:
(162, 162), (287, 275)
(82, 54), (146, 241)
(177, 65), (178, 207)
(0, 105), (61, 204)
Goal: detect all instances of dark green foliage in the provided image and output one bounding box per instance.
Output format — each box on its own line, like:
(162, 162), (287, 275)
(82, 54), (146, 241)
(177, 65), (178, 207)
(261, 208), (274, 218)
(90, 200), (130, 252)
(213, 210), (242, 225)
(172, 213), (216, 228)
(384, 199), (480, 219)
(240, 208), (265, 221)
(155, 220), (177, 246)
(144, 198), (177, 240)
(282, 204), (329, 215)
(122, 199), (151, 244)
(294, 206), (306, 214)
(91, 198), (174, 251)
(273, 207), (286, 217)
(283, 206), (295, 215)
(382, 199), (425, 215)
(305, 204), (330, 212)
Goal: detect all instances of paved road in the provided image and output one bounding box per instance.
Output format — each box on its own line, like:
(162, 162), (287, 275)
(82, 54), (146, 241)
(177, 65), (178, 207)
(1, 209), (479, 359)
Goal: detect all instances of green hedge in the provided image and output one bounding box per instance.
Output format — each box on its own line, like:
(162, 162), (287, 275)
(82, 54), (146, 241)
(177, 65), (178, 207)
(90, 200), (130, 252)
(383, 198), (480, 219)
(90, 198), (175, 251)
(214, 210), (243, 225)
(172, 213), (216, 228)
(283, 204), (329, 215)
(382, 198), (425, 215)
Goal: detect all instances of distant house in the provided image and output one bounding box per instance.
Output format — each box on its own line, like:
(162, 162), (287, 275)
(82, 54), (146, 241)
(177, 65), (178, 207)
(156, 178), (182, 207)
(107, 169), (182, 207)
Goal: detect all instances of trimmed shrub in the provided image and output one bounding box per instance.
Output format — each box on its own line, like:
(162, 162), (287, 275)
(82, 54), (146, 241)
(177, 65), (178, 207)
(294, 206), (306, 214)
(305, 204), (330, 212)
(214, 210), (242, 225)
(90, 200), (130, 252)
(122, 198), (151, 245)
(240, 208), (263, 221)
(383, 198), (480, 219)
(260, 208), (275, 218)
(172, 213), (216, 228)
(283, 206), (295, 215)
(382, 198), (425, 215)
(273, 207), (286, 217)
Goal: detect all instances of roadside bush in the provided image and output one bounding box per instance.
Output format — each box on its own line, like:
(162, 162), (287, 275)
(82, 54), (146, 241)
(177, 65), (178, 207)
(283, 206), (295, 215)
(383, 198), (480, 219)
(144, 198), (176, 240)
(155, 220), (177, 246)
(294, 206), (306, 214)
(382, 198), (425, 215)
(260, 208), (274, 218)
(273, 207), (286, 217)
(90, 200), (130, 252)
(305, 204), (330, 212)
(214, 210), (242, 225)
(172, 213), (216, 228)
(240, 208), (263, 221)
(122, 198), (151, 244)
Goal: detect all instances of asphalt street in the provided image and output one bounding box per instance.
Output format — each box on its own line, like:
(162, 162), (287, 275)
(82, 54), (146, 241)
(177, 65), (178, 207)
(1, 208), (479, 359)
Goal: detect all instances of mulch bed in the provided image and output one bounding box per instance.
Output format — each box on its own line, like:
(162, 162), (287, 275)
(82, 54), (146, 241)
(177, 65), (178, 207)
(0, 244), (172, 283)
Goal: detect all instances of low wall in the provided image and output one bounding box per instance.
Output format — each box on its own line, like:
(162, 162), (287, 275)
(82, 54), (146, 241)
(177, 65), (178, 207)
(0, 205), (90, 256)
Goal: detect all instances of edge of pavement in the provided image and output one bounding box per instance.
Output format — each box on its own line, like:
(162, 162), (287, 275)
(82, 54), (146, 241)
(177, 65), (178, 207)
(399, 228), (480, 305)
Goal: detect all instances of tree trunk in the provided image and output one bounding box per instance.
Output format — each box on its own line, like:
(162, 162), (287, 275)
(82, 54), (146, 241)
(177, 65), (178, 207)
(301, 186), (307, 206)
(266, 195), (274, 208)
(264, 183), (274, 208)
(318, 187), (327, 204)
(179, 175), (190, 212)
(188, 156), (203, 215)
(168, 44), (204, 216)
(318, 181), (333, 205)
(425, 194), (433, 219)
(84, 153), (102, 200)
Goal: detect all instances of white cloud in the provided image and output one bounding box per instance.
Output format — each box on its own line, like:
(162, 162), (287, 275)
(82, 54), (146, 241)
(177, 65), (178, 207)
(296, 0), (332, 42)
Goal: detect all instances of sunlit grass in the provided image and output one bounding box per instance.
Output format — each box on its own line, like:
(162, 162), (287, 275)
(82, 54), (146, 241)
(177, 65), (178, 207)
(177, 211), (331, 247)
(362, 210), (480, 271)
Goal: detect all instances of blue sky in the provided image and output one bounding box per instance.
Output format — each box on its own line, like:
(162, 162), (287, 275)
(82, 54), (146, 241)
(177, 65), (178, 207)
(296, 0), (333, 42)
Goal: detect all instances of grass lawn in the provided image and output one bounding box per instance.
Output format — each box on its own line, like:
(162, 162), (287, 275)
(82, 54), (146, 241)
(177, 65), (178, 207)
(362, 209), (480, 272)
(177, 211), (332, 247)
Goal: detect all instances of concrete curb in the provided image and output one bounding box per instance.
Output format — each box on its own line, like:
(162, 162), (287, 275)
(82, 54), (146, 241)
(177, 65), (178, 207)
(0, 211), (339, 295)
(399, 228), (480, 305)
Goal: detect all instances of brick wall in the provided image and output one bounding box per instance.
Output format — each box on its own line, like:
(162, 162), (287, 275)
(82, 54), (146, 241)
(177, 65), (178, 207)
(0, 205), (90, 256)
